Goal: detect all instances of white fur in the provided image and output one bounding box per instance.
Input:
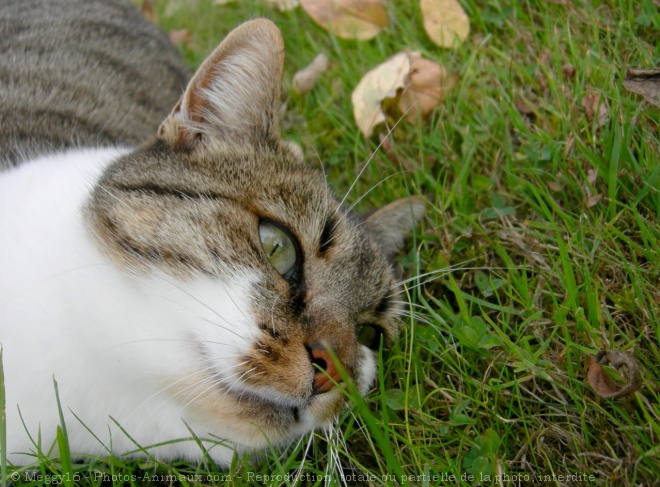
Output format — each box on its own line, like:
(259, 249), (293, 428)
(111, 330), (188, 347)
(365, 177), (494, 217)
(0, 150), (259, 465)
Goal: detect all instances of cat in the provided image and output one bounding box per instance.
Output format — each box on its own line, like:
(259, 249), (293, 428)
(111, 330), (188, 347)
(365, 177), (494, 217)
(0, 0), (425, 466)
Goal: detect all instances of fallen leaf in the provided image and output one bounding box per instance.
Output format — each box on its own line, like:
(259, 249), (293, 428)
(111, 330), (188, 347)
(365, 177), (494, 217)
(581, 92), (608, 127)
(265, 0), (299, 10)
(352, 51), (409, 137)
(351, 51), (452, 137)
(378, 133), (394, 157)
(586, 167), (597, 186)
(623, 68), (660, 108)
(587, 350), (642, 398)
(564, 134), (575, 157)
(292, 53), (330, 95)
(546, 180), (562, 192)
(169, 29), (192, 47)
(561, 62), (575, 79)
(300, 0), (387, 40)
(421, 0), (470, 48)
(399, 56), (456, 121)
(140, 0), (157, 23)
(586, 193), (603, 208)
(515, 96), (537, 115)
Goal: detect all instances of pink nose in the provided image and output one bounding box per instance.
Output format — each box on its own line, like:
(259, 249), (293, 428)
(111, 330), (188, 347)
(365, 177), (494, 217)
(310, 347), (342, 394)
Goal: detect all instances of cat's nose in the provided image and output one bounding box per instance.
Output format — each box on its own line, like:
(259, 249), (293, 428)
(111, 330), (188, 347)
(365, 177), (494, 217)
(309, 346), (342, 394)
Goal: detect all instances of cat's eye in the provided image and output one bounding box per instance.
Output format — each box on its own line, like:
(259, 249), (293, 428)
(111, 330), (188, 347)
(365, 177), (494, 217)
(259, 221), (298, 278)
(355, 324), (383, 350)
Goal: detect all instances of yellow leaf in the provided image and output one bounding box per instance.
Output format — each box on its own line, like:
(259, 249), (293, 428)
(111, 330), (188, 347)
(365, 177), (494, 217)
(352, 51), (453, 137)
(351, 52), (410, 138)
(421, 0), (470, 48)
(300, 0), (387, 40)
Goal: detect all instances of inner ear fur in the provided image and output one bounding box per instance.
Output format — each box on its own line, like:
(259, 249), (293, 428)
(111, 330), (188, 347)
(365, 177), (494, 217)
(158, 19), (285, 151)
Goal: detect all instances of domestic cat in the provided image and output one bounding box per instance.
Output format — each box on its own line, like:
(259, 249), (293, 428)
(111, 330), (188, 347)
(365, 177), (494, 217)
(0, 0), (425, 465)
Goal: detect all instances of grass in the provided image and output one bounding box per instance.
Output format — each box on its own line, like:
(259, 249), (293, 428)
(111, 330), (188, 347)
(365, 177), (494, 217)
(5, 0), (659, 485)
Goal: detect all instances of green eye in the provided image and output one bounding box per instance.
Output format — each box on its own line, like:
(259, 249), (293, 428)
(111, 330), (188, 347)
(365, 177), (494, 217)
(356, 324), (384, 350)
(259, 221), (297, 278)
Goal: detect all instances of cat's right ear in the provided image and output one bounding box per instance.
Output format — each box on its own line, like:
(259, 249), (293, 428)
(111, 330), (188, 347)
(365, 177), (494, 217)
(158, 19), (284, 151)
(364, 196), (426, 260)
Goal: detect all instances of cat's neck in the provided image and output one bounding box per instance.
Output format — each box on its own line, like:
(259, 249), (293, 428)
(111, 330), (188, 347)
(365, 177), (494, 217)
(0, 149), (254, 464)
(0, 148), (126, 297)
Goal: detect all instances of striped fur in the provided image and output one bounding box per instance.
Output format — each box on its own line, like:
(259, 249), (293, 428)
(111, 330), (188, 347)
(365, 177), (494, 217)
(0, 0), (187, 169)
(0, 1), (425, 465)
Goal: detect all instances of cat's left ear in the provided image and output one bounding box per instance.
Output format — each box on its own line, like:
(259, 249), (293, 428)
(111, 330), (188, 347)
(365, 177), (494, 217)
(158, 19), (284, 151)
(364, 196), (426, 259)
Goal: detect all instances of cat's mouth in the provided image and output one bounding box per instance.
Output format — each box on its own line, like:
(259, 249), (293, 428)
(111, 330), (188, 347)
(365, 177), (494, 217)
(291, 405), (301, 423)
(223, 382), (343, 430)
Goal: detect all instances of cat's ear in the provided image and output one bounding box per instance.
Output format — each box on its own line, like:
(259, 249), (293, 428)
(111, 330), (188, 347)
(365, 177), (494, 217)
(365, 196), (426, 259)
(158, 19), (284, 151)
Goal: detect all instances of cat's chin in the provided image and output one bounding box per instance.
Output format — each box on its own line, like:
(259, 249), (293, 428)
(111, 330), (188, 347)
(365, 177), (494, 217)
(171, 368), (345, 451)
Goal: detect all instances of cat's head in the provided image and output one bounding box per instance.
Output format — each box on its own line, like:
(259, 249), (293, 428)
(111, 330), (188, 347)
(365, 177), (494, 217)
(86, 20), (424, 454)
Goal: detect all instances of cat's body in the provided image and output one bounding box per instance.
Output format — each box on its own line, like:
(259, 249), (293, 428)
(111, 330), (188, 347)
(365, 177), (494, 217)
(0, 0), (424, 465)
(0, 0), (187, 169)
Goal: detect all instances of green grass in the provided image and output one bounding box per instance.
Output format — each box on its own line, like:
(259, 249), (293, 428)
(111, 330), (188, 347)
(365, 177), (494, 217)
(5, 0), (659, 485)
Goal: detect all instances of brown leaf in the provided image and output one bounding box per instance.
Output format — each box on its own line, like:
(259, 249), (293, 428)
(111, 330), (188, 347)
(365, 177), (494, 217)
(140, 0), (157, 23)
(292, 53), (329, 95)
(546, 180), (562, 192)
(564, 134), (575, 157)
(515, 96), (537, 115)
(169, 29), (192, 47)
(623, 68), (660, 108)
(561, 63), (575, 79)
(351, 51), (453, 137)
(300, 0), (387, 40)
(586, 193), (603, 208)
(399, 56), (456, 121)
(378, 134), (397, 163)
(587, 350), (642, 398)
(586, 167), (597, 186)
(581, 92), (608, 127)
(421, 0), (470, 48)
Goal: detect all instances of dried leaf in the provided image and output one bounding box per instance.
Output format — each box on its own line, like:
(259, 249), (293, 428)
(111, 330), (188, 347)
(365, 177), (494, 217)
(586, 193), (603, 208)
(623, 68), (660, 108)
(378, 134), (398, 164)
(351, 51), (452, 137)
(421, 0), (470, 48)
(546, 181), (562, 192)
(515, 96), (537, 115)
(399, 56), (456, 121)
(169, 29), (192, 47)
(581, 92), (608, 127)
(292, 53), (330, 95)
(300, 0), (387, 40)
(564, 134), (575, 157)
(561, 62), (575, 79)
(587, 351), (642, 398)
(351, 51), (409, 138)
(140, 0), (157, 23)
(265, 0), (299, 10)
